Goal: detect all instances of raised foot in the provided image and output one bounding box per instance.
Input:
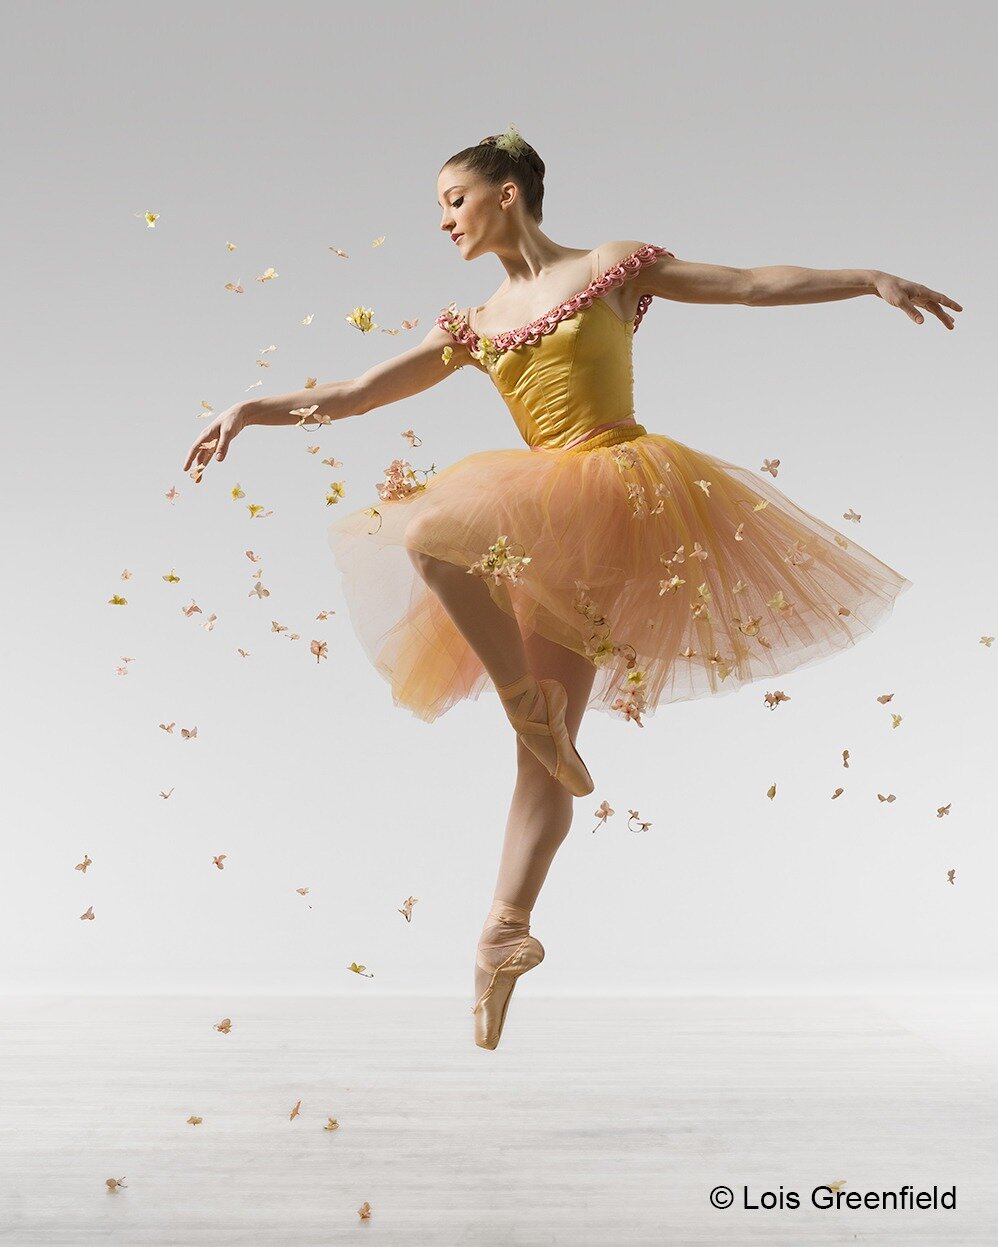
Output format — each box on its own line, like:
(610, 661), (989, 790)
(497, 672), (594, 797)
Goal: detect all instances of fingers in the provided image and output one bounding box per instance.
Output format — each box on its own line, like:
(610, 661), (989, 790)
(924, 300), (955, 330)
(912, 295), (960, 329)
(183, 432), (220, 479)
(906, 289), (962, 329)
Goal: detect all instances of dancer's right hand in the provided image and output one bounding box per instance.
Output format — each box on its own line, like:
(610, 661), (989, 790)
(182, 403), (247, 482)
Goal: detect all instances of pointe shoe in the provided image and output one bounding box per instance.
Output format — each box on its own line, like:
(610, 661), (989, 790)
(472, 907), (545, 1050)
(496, 672), (595, 797)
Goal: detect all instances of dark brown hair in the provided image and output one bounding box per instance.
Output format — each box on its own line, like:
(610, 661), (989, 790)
(441, 133), (546, 225)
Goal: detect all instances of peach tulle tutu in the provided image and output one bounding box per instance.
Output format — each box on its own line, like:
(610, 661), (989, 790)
(327, 244), (913, 725)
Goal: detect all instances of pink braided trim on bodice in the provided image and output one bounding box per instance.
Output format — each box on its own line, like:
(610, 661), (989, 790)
(435, 243), (674, 354)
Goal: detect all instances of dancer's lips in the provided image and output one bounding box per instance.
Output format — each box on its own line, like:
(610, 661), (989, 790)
(452, 233), (463, 244)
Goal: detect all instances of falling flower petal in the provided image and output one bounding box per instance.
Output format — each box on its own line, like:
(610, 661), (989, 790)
(591, 800), (614, 833)
(346, 306), (377, 333)
(763, 690), (791, 709)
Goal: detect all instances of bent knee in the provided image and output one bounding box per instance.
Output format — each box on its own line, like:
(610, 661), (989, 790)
(405, 543), (430, 572)
(403, 513), (444, 563)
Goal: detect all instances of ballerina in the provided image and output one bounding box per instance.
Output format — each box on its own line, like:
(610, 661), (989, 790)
(183, 124), (961, 1051)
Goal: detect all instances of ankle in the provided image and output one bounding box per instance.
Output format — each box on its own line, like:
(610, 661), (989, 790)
(496, 671), (541, 725)
(488, 900), (532, 926)
(480, 900), (532, 942)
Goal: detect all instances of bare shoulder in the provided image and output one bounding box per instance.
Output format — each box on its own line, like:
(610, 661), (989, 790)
(589, 240), (663, 315)
(429, 305), (489, 373)
(593, 239), (652, 268)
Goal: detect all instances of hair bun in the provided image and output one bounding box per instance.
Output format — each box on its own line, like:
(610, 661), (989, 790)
(446, 129), (545, 223)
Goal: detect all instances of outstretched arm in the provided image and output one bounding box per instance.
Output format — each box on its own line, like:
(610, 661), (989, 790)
(641, 255), (962, 328)
(243, 323), (464, 429)
(182, 323), (466, 480)
(751, 265), (962, 328)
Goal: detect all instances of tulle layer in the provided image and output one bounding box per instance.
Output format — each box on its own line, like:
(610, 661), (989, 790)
(326, 431), (913, 724)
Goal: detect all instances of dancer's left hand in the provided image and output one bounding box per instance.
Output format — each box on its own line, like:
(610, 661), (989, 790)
(873, 272), (963, 329)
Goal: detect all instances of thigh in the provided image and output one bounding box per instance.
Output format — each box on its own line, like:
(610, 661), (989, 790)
(523, 629), (597, 745)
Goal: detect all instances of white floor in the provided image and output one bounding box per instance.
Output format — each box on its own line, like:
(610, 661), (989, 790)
(1, 993), (995, 1245)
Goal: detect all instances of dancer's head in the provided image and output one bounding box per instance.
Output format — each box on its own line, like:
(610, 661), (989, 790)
(437, 126), (546, 259)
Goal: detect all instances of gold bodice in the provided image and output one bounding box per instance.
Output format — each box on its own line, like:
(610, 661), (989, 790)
(435, 243), (673, 453)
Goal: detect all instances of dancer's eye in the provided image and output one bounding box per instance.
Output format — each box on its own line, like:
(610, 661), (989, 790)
(452, 197), (464, 208)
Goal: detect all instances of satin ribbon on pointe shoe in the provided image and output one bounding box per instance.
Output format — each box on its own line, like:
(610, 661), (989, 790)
(472, 902), (545, 1050)
(496, 671), (595, 797)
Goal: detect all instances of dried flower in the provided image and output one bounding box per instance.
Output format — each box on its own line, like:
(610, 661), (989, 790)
(492, 123), (527, 160)
(376, 458), (434, 503)
(467, 535), (532, 585)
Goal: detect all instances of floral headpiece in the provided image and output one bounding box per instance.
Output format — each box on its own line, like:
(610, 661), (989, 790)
(490, 123), (528, 160)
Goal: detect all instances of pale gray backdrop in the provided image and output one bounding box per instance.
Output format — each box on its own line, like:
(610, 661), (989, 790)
(2, 0), (992, 995)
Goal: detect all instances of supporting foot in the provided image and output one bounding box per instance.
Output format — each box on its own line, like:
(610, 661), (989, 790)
(473, 902), (544, 1050)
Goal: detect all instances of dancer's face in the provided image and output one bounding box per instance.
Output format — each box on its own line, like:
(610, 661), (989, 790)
(437, 167), (517, 259)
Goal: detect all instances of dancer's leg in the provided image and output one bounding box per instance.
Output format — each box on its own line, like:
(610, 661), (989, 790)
(475, 631), (597, 1008)
(491, 630), (596, 908)
(407, 549), (560, 769)
(407, 548), (529, 688)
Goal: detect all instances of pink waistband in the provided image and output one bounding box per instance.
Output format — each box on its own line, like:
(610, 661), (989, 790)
(531, 418), (639, 453)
